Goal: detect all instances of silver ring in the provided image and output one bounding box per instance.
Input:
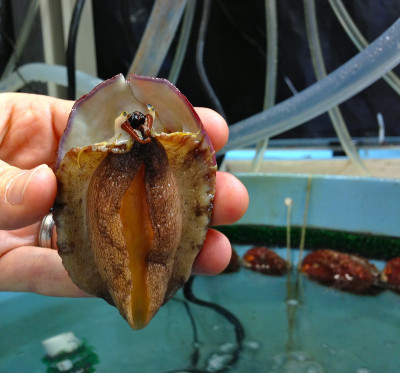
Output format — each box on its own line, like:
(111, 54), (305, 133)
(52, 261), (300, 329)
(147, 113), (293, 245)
(39, 212), (55, 248)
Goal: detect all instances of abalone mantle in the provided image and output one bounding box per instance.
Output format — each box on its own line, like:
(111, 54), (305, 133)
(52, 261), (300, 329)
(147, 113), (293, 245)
(53, 74), (216, 329)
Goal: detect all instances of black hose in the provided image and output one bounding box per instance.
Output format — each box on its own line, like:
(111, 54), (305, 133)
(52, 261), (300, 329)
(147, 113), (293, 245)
(166, 276), (245, 373)
(171, 298), (201, 368)
(66, 0), (86, 100)
(182, 275), (245, 372)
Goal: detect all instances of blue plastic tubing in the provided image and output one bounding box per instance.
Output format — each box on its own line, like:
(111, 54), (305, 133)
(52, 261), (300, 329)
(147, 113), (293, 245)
(222, 18), (400, 154)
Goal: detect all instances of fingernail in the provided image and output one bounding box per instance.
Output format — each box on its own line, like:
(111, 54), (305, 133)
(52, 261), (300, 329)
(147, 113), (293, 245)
(5, 165), (48, 205)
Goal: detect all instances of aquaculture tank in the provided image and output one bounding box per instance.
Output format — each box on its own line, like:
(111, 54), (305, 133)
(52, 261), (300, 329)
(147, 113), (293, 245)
(1, 1), (400, 372)
(2, 173), (400, 372)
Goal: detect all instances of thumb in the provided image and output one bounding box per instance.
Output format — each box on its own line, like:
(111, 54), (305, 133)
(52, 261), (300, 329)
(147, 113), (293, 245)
(0, 160), (57, 230)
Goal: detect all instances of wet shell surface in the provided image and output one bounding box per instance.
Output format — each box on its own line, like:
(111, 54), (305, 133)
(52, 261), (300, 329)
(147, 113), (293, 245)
(53, 74), (216, 329)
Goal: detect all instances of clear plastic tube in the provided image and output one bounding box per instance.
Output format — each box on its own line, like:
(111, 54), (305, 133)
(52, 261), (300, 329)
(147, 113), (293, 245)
(329, 0), (400, 96)
(128, 0), (187, 76)
(263, 0), (278, 110)
(222, 18), (400, 153)
(0, 63), (103, 95)
(168, 0), (196, 84)
(196, 0), (227, 119)
(251, 0), (278, 172)
(304, 0), (368, 175)
(1, 0), (39, 80)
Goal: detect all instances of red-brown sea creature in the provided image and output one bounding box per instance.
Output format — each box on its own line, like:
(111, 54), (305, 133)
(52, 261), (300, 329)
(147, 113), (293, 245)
(242, 247), (288, 276)
(382, 257), (400, 294)
(301, 249), (380, 294)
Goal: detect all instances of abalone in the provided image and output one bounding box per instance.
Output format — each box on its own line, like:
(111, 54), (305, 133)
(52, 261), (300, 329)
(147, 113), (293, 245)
(53, 74), (216, 329)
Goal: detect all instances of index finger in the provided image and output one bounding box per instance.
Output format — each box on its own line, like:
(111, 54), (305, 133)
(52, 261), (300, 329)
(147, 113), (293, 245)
(194, 107), (229, 153)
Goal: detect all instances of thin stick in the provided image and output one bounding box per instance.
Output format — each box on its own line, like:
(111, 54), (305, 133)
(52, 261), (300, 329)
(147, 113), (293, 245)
(298, 175), (312, 268)
(284, 197), (293, 267)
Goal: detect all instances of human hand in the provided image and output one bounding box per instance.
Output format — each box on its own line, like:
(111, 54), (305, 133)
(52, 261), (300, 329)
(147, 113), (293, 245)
(0, 92), (248, 297)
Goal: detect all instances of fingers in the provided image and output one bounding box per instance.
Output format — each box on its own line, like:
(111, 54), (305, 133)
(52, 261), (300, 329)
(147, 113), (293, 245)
(192, 229), (232, 275)
(193, 108), (247, 275)
(195, 108), (248, 224)
(0, 245), (88, 297)
(211, 171), (249, 226)
(48, 95), (75, 138)
(193, 172), (248, 275)
(195, 107), (229, 152)
(0, 160), (57, 230)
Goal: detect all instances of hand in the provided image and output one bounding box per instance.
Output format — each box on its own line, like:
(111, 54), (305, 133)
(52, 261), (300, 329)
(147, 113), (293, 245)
(0, 93), (248, 297)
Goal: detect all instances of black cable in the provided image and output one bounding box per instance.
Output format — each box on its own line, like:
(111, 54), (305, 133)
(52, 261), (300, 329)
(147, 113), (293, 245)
(66, 0), (86, 100)
(182, 301), (201, 367)
(182, 275), (245, 372)
(166, 276), (245, 373)
(171, 298), (201, 368)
